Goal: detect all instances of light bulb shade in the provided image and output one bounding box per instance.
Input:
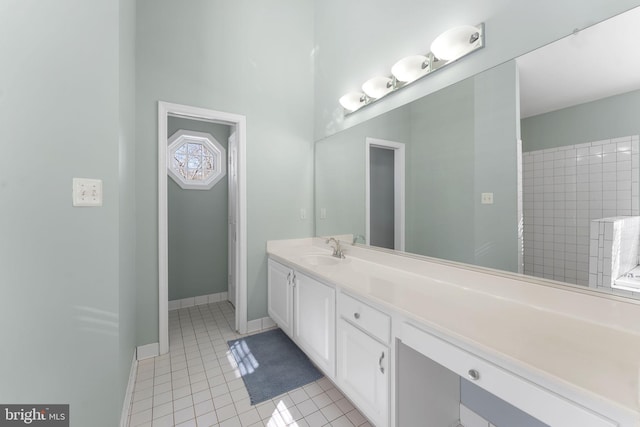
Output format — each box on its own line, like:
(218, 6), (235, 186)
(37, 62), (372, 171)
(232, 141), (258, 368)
(391, 55), (429, 83)
(362, 76), (394, 99)
(430, 25), (481, 61)
(339, 92), (366, 112)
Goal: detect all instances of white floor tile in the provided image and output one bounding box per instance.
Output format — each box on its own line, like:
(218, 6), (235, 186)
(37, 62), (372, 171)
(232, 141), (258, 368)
(288, 388), (310, 405)
(194, 399), (215, 417)
(153, 390), (173, 407)
(130, 408), (152, 426)
(321, 403), (344, 422)
(216, 403), (238, 421)
(152, 401), (173, 420)
(238, 407), (261, 426)
(173, 406), (195, 424)
(127, 301), (368, 427)
(131, 397), (153, 414)
(297, 399), (319, 417)
(219, 415), (242, 427)
(305, 410), (328, 427)
(330, 415), (356, 427)
(151, 413), (173, 427)
(196, 410), (219, 427)
(173, 395), (193, 411)
(175, 418), (197, 427)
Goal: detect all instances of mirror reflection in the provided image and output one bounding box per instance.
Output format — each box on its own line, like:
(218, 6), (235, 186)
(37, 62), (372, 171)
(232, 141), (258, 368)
(315, 6), (640, 298)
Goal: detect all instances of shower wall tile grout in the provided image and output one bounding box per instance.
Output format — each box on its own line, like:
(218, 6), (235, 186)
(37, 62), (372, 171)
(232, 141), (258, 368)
(522, 135), (639, 286)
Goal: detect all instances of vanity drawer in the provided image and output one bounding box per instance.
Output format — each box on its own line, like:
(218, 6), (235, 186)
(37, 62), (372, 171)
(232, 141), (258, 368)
(401, 323), (617, 427)
(338, 292), (390, 344)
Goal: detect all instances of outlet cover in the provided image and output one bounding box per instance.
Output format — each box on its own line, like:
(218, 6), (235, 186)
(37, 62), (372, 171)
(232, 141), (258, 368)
(73, 178), (103, 207)
(481, 192), (494, 205)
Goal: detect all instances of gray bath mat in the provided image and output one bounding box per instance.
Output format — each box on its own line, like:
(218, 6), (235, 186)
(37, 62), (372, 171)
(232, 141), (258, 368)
(227, 328), (323, 405)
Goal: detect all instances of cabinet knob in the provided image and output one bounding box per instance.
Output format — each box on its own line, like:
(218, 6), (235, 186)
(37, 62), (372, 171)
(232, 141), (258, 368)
(468, 369), (480, 381)
(353, 312), (360, 320)
(379, 352), (385, 374)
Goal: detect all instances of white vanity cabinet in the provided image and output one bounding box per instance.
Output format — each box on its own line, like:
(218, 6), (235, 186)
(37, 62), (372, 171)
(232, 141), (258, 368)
(267, 259), (294, 337)
(337, 292), (390, 427)
(267, 259), (336, 379)
(294, 271), (336, 378)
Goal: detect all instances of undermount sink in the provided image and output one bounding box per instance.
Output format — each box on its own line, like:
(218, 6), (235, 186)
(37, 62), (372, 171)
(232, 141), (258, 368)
(301, 254), (344, 267)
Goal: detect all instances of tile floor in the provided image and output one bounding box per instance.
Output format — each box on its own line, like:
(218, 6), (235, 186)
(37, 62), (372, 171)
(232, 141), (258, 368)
(127, 301), (372, 427)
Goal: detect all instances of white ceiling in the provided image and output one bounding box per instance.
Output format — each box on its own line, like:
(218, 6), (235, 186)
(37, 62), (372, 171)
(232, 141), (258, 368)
(517, 6), (640, 119)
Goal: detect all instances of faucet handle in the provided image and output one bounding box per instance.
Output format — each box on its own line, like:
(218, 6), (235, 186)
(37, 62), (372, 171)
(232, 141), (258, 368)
(352, 234), (365, 245)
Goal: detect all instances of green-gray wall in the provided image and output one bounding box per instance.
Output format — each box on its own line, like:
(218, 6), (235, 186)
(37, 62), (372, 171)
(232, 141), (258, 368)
(406, 61), (520, 271)
(119, 0), (138, 420)
(0, 1), (136, 426)
(168, 117), (230, 301)
(521, 89), (640, 152)
(473, 61), (520, 272)
(406, 77), (476, 263)
(135, 0), (315, 345)
(315, 106), (411, 238)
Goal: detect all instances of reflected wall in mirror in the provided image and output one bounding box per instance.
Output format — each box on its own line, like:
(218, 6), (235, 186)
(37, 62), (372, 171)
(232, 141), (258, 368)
(315, 6), (640, 299)
(519, 6), (640, 296)
(316, 60), (521, 273)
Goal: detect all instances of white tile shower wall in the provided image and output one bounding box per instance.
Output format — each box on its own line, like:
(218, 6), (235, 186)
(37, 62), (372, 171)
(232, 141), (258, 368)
(589, 216), (640, 290)
(523, 135), (640, 286)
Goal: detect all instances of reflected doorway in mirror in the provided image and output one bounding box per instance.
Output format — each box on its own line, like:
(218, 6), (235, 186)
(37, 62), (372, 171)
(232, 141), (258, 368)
(365, 138), (405, 251)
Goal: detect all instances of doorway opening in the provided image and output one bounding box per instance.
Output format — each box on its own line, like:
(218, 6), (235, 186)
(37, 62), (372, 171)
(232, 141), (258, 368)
(365, 137), (405, 251)
(158, 102), (247, 355)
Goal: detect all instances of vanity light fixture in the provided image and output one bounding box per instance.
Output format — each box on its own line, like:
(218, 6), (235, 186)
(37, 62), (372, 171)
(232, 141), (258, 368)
(339, 23), (484, 114)
(391, 55), (430, 83)
(339, 91), (369, 112)
(362, 76), (395, 99)
(430, 25), (482, 61)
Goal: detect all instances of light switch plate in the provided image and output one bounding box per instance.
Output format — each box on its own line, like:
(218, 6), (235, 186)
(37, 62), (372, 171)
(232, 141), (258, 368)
(481, 192), (494, 204)
(73, 178), (103, 207)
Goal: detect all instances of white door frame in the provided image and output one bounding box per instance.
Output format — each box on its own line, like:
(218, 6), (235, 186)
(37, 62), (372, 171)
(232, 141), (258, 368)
(158, 101), (248, 355)
(365, 137), (406, 251)
(227, 131), (238, 308)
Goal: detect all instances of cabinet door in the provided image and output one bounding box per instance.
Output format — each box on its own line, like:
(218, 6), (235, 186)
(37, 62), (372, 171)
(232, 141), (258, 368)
(267, 259), (293, 337)
(294, 271), (336, 378)
(337, 319), (389, 427)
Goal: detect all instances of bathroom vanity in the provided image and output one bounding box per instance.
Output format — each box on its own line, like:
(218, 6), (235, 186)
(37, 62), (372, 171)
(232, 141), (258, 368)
(267, 238), (640, 427)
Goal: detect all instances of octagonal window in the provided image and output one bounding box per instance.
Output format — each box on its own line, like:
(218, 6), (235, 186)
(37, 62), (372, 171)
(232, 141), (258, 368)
(167, 129), (226, 190)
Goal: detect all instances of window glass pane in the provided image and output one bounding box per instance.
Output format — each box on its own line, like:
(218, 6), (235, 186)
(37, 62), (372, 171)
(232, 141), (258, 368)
(189, 169), (203, 180)
(187, 155), (201, 170)
(203, 154), (215, 170)
(168, 134), (225, 188)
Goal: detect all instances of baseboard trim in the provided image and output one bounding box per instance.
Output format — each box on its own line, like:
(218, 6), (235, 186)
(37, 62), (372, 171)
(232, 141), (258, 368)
(136, 342), (159, 360)
(120, 349), (138, 427)
(247, 316), (277, 334)
(169, 291), (229, 311)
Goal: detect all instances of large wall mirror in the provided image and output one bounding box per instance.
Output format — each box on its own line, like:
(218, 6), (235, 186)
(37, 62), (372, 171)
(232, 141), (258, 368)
(315, 6), (640, 299)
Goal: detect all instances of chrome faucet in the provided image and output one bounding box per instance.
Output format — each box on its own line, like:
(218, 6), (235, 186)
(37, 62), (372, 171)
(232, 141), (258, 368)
(326, 237), (345, 259)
